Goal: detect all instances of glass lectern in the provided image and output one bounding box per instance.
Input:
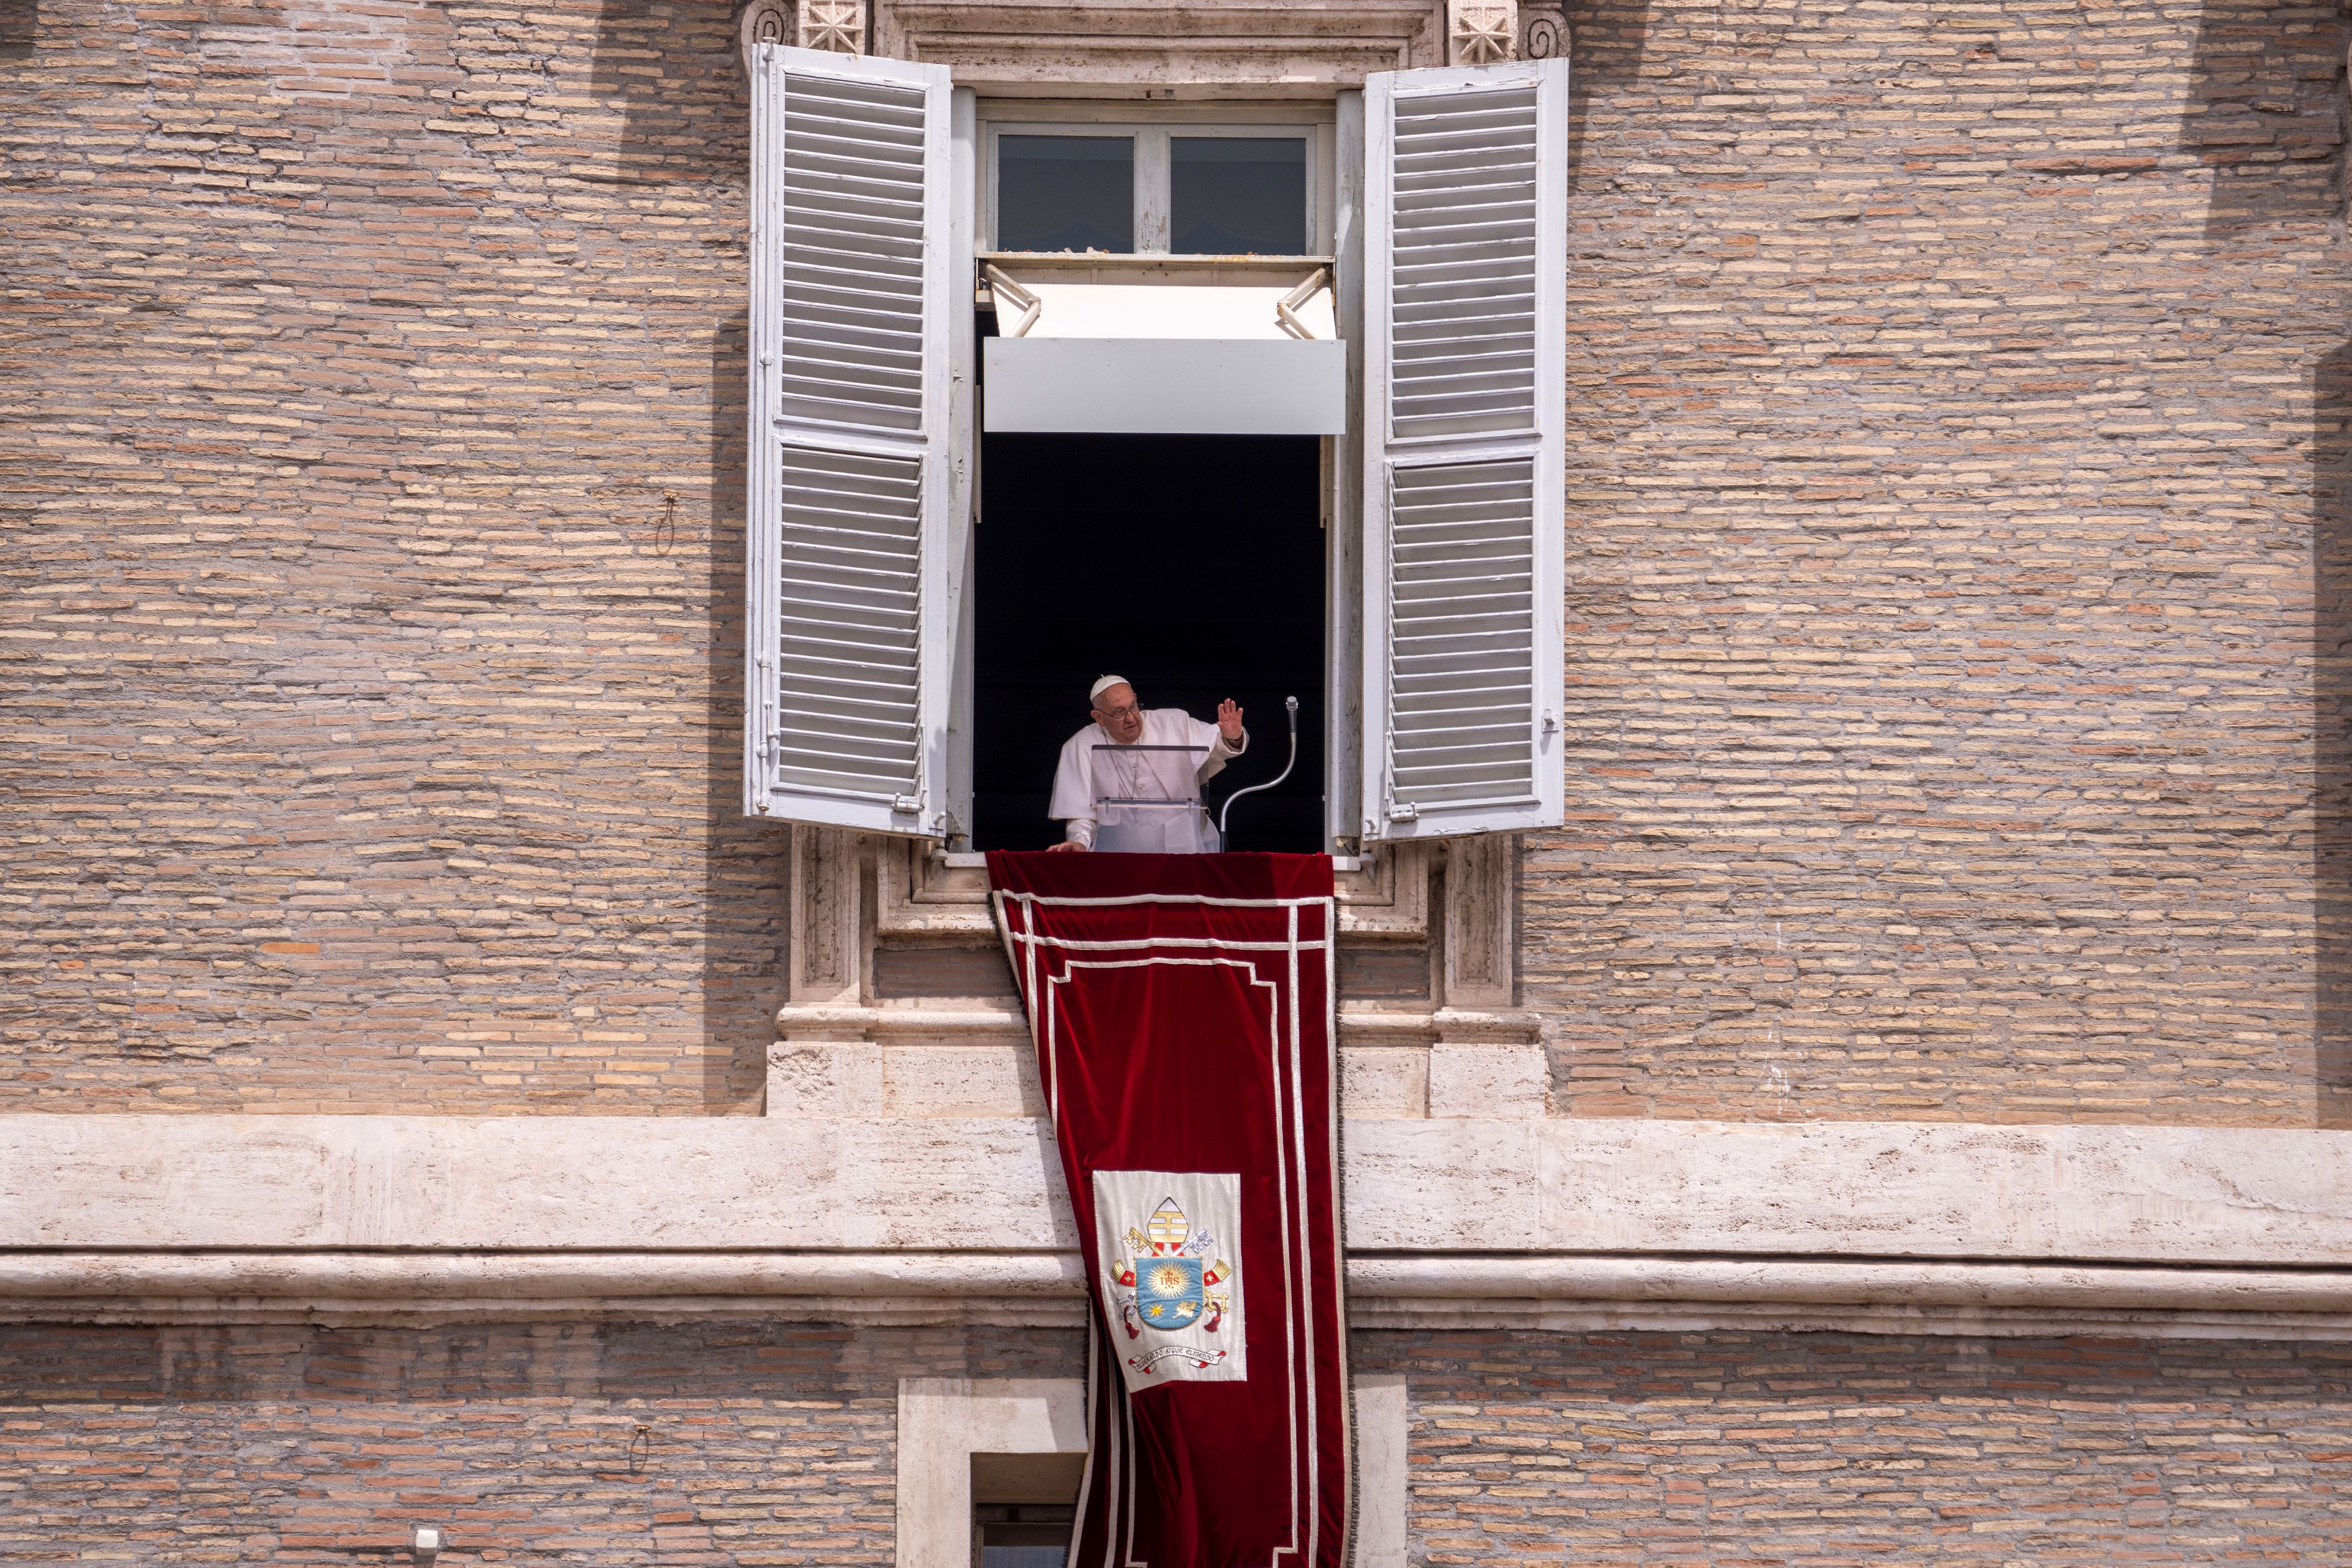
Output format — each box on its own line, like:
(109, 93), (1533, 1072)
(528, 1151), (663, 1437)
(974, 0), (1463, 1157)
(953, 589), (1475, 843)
(1087, 741), (1222, 854)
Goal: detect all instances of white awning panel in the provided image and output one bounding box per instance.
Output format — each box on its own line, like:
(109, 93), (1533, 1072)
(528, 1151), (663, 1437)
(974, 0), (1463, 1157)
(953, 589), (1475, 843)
(983, 277), (1346, 435)
(1017, 283), (1336, 341)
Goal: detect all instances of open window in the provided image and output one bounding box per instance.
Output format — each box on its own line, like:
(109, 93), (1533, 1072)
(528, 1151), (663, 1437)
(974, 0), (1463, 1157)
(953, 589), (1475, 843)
(971, 431), (1329, 853)
(745, 51), (1570, 851)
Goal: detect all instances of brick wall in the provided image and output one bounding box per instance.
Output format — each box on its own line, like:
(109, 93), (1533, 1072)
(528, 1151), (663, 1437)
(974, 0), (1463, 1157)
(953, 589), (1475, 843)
(0, 2), (782, 1111)
(0, 1319), (1083, 1564)
(1534, 0), (2352, 1125)
(4, 1321), (2345, 1564)
(2, 1), (2348, 1120)
(1362, 1327), (2352, 1565)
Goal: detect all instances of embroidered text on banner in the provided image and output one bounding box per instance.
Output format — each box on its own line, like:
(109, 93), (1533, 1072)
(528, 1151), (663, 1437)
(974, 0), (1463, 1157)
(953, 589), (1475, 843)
(989, 851), (1351, 1568)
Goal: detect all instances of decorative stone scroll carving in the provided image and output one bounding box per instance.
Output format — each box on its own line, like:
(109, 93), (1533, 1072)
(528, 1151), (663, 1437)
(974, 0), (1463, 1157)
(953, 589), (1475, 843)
(739, 0), (790, 74)
(740, 2), (865, 76)
(1448, 0), (1516, 64)
(799, 0), (867, 53)
(1519, 0), (1564, 60)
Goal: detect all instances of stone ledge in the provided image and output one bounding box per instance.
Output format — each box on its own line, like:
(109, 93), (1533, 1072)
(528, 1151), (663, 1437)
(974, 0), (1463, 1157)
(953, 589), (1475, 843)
(769, 1008), (1548, 1117)
(6, 1115), (2350, 1269)
(6, 1250), (2350, 1340)
(773, 1003), (1542, 1041)
(770, 1007), (1548, 1117)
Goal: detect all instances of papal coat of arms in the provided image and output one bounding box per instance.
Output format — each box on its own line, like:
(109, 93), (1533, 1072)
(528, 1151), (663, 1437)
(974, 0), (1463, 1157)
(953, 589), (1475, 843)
(1107, 1195), (1234, 1374)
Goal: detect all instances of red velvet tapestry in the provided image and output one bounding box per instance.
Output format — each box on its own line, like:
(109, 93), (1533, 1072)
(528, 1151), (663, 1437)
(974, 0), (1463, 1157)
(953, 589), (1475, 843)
(988, 851), (1352, 1568)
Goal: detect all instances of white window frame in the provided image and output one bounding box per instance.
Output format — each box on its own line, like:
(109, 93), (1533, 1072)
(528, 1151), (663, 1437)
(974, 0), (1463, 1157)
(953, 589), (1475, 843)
(892, 1375), (1408, 1568)
(980, 111), (1333, 256)
(952, 102), (1342, 852)
(747, 70), (1569, 854)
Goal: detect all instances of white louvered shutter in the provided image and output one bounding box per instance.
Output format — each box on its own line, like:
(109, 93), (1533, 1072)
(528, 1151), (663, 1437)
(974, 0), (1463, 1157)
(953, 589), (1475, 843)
(1361, 59), (1568, 841)
(744, 46), (960, 835)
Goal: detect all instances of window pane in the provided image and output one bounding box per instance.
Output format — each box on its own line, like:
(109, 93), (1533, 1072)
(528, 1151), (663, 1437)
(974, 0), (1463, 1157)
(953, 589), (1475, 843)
(997, 135), (1134, 253)
(981, 1550), (1068, 1568)
(1170, 137), (1307, 255)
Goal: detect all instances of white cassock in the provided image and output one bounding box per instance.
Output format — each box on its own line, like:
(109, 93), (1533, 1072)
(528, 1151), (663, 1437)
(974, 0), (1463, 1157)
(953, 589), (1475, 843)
(1049, 709), (1248, 851)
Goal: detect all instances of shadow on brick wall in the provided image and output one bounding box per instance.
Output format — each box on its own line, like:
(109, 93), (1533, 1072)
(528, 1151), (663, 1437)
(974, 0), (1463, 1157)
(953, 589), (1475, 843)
(1563, 0), (1653, 194)
(2184, 0), (2348, 237)
(591, 0), (749, 185)
(704, 312), (788, 1109)
(0, 1), (34, 60)
(2320, 341), (2352, 1127)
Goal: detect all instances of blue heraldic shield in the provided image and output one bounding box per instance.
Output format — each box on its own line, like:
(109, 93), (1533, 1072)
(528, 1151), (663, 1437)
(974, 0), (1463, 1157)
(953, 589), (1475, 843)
(1136, 1256), (1206, 1329)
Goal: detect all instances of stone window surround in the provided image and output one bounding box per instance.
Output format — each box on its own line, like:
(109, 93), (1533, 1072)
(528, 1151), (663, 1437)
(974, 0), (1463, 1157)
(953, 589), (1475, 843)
(739, 0), (1572, 87)
(896, 1376), (1408, 1568)
(745, 0), (1564, 1085)
(775, 829), (1548, 1123)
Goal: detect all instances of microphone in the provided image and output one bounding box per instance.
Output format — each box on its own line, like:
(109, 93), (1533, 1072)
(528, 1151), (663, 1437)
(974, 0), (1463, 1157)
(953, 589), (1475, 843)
(1218, 697), (1300, 842)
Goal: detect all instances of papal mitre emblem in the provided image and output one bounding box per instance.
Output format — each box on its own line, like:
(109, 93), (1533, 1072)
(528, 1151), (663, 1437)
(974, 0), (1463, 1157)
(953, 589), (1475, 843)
(1145, 1197), (1189, 1255)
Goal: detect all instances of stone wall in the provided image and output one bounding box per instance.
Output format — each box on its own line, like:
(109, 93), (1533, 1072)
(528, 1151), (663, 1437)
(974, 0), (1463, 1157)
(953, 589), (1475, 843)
(0, 1319), (1083, 1564)
(1362, 1327), (2352, 1564)
(2, 1321), (2345, 1564)
(0, 1), (782, 1112)
(1535, 0), (2351, 1125)
(1, 0), (2346, 1120)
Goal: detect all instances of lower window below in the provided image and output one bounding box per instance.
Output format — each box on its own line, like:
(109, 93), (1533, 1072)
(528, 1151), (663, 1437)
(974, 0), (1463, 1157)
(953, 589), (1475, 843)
(974, 1502), (1076, 1568)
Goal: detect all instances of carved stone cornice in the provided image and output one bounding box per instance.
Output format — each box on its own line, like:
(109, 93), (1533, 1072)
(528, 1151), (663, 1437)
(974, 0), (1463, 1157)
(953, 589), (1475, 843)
(12, 1118), (2352, 1340)
(13, 1251), (2352, 1338)
(875, 0), (1447, 93)
(750, 1), (1562, 94)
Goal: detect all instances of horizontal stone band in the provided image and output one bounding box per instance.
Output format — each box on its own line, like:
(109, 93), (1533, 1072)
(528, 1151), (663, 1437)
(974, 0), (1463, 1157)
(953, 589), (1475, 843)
(8, 1251), (2351, 1340)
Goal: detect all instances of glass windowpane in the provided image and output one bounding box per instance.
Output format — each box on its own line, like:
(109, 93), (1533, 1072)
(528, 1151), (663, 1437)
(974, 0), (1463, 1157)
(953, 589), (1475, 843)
(997, 135), (1134, 253)
(980, 1550), (1068, 1568)
(1170, 137), (1306, 255)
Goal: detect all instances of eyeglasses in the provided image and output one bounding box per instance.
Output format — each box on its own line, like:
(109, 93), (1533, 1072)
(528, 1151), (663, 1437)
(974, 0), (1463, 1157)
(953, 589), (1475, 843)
(1095, 701), (1141, 722)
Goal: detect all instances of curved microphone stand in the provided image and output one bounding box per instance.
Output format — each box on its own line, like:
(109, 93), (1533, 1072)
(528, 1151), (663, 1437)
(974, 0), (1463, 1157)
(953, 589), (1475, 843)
(1218, 696), (1299, 843)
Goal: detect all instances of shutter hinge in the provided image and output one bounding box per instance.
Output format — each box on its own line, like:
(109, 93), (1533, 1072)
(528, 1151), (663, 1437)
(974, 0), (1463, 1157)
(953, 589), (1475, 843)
(1542, 711), (1558, 736)
(892, 794), (922, 815)
(1386, 803), (1419, 823)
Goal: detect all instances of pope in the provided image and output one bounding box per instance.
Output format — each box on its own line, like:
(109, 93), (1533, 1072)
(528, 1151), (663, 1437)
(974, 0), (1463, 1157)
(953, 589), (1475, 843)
(1047, 674), (1246, 852)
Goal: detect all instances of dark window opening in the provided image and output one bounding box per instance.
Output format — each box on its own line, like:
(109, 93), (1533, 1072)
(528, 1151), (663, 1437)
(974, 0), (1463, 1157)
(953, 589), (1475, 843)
(974, 1504), (1073, 1568)
(997, 135), (1135, 252)
(973, 1452), (1084, 1568)
(1170, 137), (1307, 255)
(974, 433), (1325, 854)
